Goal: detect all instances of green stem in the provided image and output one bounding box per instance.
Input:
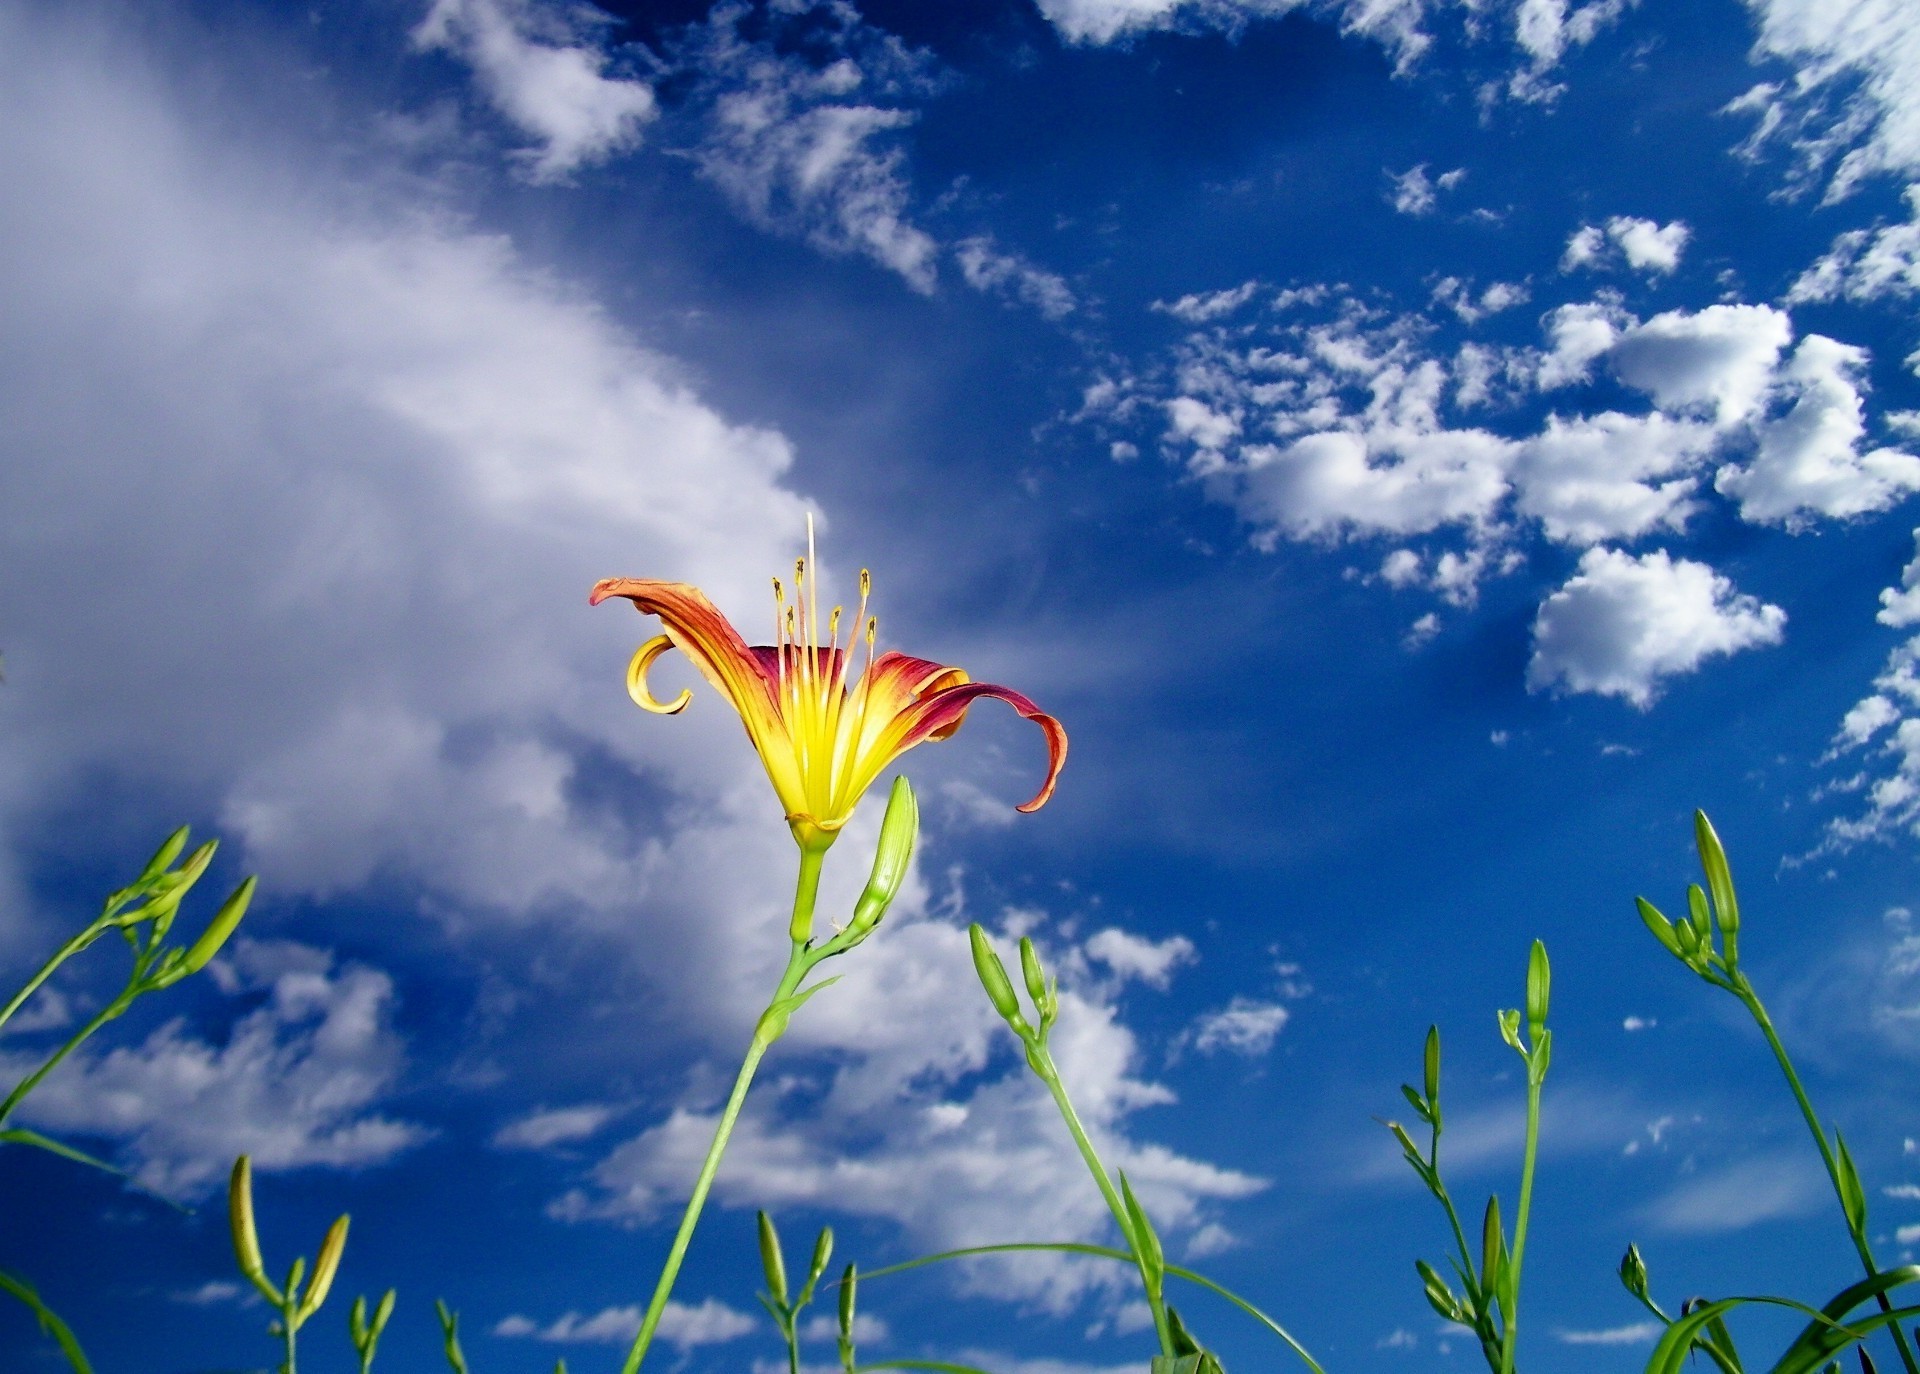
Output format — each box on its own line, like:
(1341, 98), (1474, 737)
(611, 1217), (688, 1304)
(1031, 1045), (1174, 1359)
(619, 851), (825, 1374)
(1500, 1062), (1544, 1374)
(0, 924), (105, 1037)
(281, 1297), (298, 1374)
(0, 985), (137, 1128)
(1733, 976), (1920, 1374)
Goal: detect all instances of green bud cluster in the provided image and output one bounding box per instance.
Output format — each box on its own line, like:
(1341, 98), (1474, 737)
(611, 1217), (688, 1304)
(1634, 811), (1743, 985)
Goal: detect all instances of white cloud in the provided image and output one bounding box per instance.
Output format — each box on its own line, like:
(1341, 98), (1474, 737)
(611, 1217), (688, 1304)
(1607, 304), (1790, 426)
(1610, 216), (1691, 273)
(677, 3), (941, 292)
(1637, 1151), (1827, 1232)
(1526, 548), (1787, 707)
(2, 939), (426, 1197)
(1389, 164), (1466, 216)
(1560, 224), (1606, 272)
(1730, 0), (1920, 198)
(1789, 184), (1920, 304)
(414, 0), (656, 182)
(494, 1102), (621, 1150)
(0, 0), (819, 953)
(1376, 1327), (1419, 1350)
(1555, 1322), (1662, 1346)
(1561, 217), (1691, 274)
(1083, 928), (1196, 988)
(1879, 529), (1920, 626)
(1180, 997), (1290, 1056)
(1032, 0), (1434, 70)
(495, 1297), (755, 1348)
(1715, 335), (1920, 526)
(557, 916), (1263, 1311)
(1622, 1014), (1656, 1030)
(1105, 271), (1912, 661)
(1152, 281), (1262, 324)
(956, 237), (1077, 319)
(1511, 411), (1710, 545)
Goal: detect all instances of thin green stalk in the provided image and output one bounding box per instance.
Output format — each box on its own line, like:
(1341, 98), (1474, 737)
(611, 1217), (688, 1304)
(619, 855), (824, 1374)
(0, 986), (137, 1128)
(280, 1293), (299, 1374)
(1732, 976), (1920, 1374)
(1029, 1044), (1174, 1359)
(1500, 1064), (1544, 1374)
(0, 924), (104, 1036)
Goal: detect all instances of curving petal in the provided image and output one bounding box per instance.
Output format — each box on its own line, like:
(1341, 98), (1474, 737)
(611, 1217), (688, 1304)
(592, 579), (804, 809)
(627, 636), (694, 714)
(855, 679), (1068, 814)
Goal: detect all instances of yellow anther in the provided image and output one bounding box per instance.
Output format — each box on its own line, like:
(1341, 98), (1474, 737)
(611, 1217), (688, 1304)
(859, 569), (871, 596)
(772, 577), (784, 602)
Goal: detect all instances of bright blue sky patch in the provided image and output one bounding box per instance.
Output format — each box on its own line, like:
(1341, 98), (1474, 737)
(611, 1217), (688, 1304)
(3, 1), (1920, 1371)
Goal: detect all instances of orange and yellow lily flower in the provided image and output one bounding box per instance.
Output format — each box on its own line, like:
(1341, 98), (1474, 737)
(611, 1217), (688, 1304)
(590, 558), (1066, 852)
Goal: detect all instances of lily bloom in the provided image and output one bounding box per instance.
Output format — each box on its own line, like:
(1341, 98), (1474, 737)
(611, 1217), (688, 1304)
(590, 557), (1065, 853)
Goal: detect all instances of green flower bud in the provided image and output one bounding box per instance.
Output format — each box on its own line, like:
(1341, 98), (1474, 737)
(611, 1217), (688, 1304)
(806, 1227), (834, 1294)
(1019, 937), (1047, 1006)
(1525, 940), (1550, 1035)
(969, 925), (1024, 1028)
(180, 877), (256, 977)
(1636, 897), (1682, 956)
(758, 1211), (789, 1307)
(847, 778), (916, 941)
(299, 1214), (350, 1321)
(1618, 1244), (1649, 1302)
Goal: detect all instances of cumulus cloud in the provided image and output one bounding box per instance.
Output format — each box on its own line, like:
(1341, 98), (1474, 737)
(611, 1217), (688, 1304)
(1526, 548), (1787, 707)
(1562, 216), (1691, 274)
(495, 1297), (755, 1348)
(553, 916), (1264, 1311)
(1715, 335), (1920, 526)
(675, 2), (941, 292)
(414, 0), (656, 182)
(1085, 260), (1915, 696)
(1179, 997), (1290, 1057)
(0, 0), (819, 955)
(1388, 164), (1466, 216)
(1, 940), (425, 1197)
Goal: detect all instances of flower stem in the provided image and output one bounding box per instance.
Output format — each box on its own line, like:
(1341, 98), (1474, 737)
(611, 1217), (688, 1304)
(1500, 1061), (1544, 1374)
(0, 923), (103, 1037)
(1031, 1044), (1174, 1359)
(619, 854), (823, 1374)
(1732, 973), (1920, 1374)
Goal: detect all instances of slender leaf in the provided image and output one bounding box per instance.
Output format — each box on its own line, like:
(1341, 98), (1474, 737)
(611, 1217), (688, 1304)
(0, 1268), (93, 1374)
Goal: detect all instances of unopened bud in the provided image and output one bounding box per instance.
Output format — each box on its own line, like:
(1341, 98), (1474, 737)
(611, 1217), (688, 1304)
(228, 1156), (274, 1298)
(758, 1211), (789, 1307)
(1618, 1244), (1649, 1301)
(969, 925), (1023, 1027)
(1525, 941), (1549, 1035)
(299, 1214), (350, 1320)
(178, 877), (256, 976)
(847, 779), (916, 939)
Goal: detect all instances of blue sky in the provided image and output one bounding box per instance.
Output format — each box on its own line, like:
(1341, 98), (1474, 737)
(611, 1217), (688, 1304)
(3, 0), (1920, 1370)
